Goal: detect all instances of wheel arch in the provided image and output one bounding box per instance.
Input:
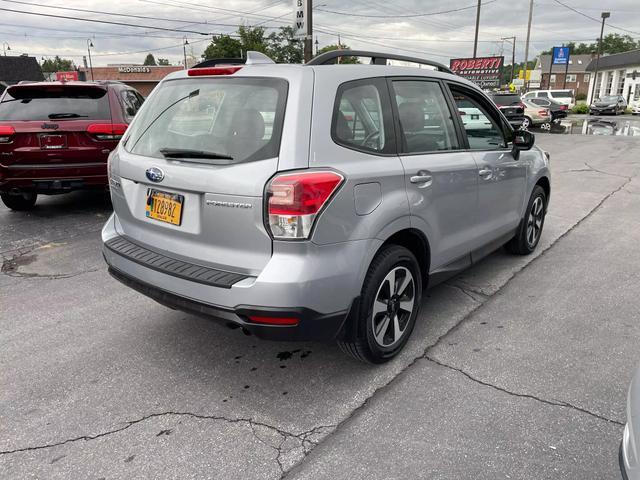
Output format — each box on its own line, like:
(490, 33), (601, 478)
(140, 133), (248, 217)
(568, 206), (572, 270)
(380, 228), (430, 287)
(535, 176), (551, 210)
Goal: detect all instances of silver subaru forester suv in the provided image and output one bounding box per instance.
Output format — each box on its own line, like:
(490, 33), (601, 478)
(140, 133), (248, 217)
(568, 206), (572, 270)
(102, 50), (550, 363)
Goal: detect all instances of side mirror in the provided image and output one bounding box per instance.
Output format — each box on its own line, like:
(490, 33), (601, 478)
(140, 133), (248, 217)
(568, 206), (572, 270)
(513, 129), (534, 151)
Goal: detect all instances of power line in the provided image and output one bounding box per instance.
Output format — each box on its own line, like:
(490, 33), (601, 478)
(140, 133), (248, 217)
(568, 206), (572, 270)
(551, 0), (640, 36)
(315, 0), (497, 18)
(0, 6), (213, 35)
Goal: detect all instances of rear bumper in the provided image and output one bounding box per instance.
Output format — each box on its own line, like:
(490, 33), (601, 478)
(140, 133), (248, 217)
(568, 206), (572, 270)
(102, 213), (377, 341)
(590, 108), (617, 114)
(0, 162), (107, 194)
(108, 266), (353, 341)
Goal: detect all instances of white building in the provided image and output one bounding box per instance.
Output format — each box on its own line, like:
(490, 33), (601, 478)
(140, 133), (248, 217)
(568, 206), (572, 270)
(586, 49), (640, 104)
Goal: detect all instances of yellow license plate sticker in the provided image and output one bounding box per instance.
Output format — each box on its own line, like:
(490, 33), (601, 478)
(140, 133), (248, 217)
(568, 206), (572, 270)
(145, 189), (184, 226)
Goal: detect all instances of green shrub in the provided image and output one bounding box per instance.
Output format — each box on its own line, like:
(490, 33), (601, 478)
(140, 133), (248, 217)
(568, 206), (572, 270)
(576, 93), (587, 101)
(572, 104), (589, 114)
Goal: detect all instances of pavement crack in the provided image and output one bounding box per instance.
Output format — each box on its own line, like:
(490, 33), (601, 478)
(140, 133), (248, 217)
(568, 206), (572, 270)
(424, 355), (624, 426)
(0, 411), (300, 457)
(583, 162), (633, 180)
(445, 282), (489, 303)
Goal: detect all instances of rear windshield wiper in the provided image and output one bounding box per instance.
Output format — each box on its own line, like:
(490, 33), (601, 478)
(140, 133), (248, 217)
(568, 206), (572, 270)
(159, 148), (234, 163)
(48, 113), (88, 119)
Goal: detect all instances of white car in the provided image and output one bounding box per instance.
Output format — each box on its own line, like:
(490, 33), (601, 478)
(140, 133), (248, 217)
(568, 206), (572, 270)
(457, 107), (493, 130)
(523, 89), (575, 109)
(630, 99), (640, 115)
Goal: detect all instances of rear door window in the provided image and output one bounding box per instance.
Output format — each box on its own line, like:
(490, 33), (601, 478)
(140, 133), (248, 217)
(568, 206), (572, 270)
(125, 77), (288, 163)
(0, 85), (110, 121)
(332, 79), (393, 154)
(391, 80), (459, 153)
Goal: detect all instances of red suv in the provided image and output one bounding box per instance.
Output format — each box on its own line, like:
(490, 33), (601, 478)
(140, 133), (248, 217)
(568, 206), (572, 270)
(0, 81), (144, 210)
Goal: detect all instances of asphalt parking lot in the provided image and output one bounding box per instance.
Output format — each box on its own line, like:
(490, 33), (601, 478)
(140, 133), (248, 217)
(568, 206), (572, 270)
(1, 134), (639, 479)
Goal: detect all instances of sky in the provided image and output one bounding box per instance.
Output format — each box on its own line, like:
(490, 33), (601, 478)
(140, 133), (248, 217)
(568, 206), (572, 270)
(0, 0), (638, 67)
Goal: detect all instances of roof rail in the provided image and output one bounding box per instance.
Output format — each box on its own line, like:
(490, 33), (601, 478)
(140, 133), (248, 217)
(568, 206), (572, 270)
(192, 51), (275, 69)
(306, 50), (453, 74)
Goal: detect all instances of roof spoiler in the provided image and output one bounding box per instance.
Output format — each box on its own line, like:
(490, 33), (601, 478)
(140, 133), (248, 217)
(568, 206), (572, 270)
(306, 50), (453, 74)
(192, 51), (275, 69)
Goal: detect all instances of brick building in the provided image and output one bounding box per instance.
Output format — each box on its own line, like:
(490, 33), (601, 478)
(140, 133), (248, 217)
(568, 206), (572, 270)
(78, 65), (183, 96)
(535, 53), (595, 97)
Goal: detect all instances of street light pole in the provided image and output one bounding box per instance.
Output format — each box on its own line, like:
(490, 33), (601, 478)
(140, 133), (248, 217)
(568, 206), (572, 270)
(589, 11), (610, 104)
(522, 0), (534, 91)
(87, 39), (94, 81)
(183, 38), (189, 69)
(501, 36), (516, 84)
(2, 42), (9, 56)
(472, 0), (481, 58)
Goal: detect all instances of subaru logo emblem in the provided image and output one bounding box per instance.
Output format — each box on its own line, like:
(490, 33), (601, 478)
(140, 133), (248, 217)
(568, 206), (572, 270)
(145, 167), (164, 183)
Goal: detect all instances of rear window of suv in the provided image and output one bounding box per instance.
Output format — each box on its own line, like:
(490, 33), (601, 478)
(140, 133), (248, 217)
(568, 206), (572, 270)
(490, 94), (522, 106)
(0, 85), (110, 121)
(550, 90), (573, 99)
(125, 77), (288, 164)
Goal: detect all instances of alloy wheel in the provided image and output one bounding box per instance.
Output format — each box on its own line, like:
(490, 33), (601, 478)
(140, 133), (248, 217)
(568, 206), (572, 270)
(371, 266), (415, 348)
(527, 196), (544, 247)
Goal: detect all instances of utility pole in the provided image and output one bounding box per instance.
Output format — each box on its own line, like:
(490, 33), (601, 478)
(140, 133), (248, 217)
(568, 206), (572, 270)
(183, 37), (189, 69)
(472, 0), (481, 58)
(522, 0), (534, 91)
(501, 36), (516, 84)
(303, 0), (313, 63)
(589, 11), (610, 104)
(86, 39), (94, 81)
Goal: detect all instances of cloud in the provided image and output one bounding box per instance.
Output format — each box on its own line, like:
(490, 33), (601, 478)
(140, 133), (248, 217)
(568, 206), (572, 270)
(0, 0), (637, 66)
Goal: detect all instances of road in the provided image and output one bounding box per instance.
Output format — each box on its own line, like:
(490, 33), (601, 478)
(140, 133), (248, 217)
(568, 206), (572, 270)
(1, 134), (639, 479)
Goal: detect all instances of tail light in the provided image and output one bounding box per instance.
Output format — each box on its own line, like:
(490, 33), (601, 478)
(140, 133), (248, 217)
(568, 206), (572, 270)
(247, 315), (299, 326)
(266, 170), (344, 239)
(458, 110), (466, 115)
(538, 109), (550, 116)
(518, 103), (526, 110)
(87, 123), (128, 141)
(0, 125), (15, 143)
(188, 66), (242, 76)
(560, 105), (568, 110)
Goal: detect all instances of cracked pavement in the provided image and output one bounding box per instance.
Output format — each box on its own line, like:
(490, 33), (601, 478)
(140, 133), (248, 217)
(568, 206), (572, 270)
(1, 136), (639, 479)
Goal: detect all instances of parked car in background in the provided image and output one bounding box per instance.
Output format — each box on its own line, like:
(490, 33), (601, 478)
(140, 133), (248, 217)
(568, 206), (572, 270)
(521, 100), (551, 130)
(590, 95), (627, 115)
(523, 89), (575, 109)
(527, 97), (569, 123)
(488, 92), (525, 128)
(456, 101), (493, 130)
(631, 98), (640, 115)
(102, 50), (551, 363)
(620, 364), (640, 480)
(0, 81), (144, 210)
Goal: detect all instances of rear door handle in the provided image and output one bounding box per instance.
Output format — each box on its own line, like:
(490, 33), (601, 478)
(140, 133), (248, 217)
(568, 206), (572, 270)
(410, 171), (432, 187)
(410, 175), (432, 183)
(478, 168), (493, 179)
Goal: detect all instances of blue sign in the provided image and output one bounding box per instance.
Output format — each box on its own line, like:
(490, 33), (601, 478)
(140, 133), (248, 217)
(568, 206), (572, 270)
(552, 46), (570, 65)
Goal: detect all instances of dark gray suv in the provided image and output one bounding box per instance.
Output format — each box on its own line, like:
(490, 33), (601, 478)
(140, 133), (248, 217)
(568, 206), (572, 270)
(102, 51), (550, 363)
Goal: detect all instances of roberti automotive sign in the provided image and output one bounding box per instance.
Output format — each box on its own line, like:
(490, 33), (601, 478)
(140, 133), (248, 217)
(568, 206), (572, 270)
(449, 56), (504, 89)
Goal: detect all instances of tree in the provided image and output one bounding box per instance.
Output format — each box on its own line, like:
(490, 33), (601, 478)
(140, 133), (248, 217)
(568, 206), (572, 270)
(157, 58), (170, 66)
(238, 26), (269, 54)
(267, 26), (303, 64)
(540, 34), (640, 57)
(41, 56), (75, 73)
(143, 54), (157, 66)
(202, 35), (242, 59)
(316, 44), (359, 64)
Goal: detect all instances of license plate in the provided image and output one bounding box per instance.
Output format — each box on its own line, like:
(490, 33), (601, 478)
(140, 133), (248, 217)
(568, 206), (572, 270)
(471, 114), (479, 120)
(145, 189), (184, 226)
(40, 134), (66, 150)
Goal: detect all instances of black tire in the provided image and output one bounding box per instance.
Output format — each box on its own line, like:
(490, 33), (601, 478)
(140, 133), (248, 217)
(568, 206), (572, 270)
(505, 185), (546, 255)
(1, 192), (37, 211)
(338, 245), (422, 364)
